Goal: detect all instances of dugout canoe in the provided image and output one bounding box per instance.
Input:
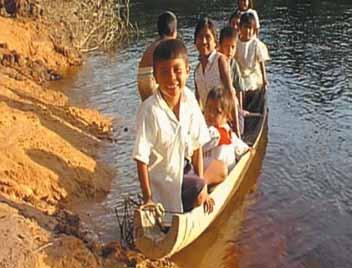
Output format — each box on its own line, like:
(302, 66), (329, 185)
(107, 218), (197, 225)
(134, 90), (268, 259)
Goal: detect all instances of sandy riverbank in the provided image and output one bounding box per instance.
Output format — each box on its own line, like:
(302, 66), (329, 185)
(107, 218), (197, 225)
(0, 13), (175, 268)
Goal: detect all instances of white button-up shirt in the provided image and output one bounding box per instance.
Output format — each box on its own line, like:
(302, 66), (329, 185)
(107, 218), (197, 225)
(133, 87), (210, 213)
(235, 37), (270, 90)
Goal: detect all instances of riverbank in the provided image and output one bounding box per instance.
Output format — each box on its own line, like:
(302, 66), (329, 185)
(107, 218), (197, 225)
(0, 12), (175, 268)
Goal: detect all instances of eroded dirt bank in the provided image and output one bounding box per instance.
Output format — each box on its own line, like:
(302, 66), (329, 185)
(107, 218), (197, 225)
(0, 11), (175, 268)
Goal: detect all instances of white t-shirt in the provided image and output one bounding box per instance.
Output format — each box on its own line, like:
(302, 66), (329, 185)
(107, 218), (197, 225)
(133, 87), (210, 213)
(194, 50), (224, 110)
(203, 124), (249, 170)
(235, 37), (270, 90)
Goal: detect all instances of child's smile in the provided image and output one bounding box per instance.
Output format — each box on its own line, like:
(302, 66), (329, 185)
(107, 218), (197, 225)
(154, 58), (190, 105)
(195, 27), (217, 57)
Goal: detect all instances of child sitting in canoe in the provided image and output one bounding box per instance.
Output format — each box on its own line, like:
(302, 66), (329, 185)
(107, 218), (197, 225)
(193, 17), (241, 138)
(137, 11), (178, 101)
(235, 12), (270, 112)
(203, 87), (250, 171)
(133, 39), (227, 214)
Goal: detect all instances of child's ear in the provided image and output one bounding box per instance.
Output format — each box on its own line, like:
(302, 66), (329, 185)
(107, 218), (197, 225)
(153, 70), (159, 84)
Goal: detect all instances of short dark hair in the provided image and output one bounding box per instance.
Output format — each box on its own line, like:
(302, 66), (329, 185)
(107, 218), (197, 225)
(194, 17), (218, 44)
(206, 87), (234, 120)
(229, 10), (240, 25)
(153, 39), (189, 71)
(237, 0), (253, 9)
(220, 26), (238, 44)
(157, 11), (177, 37)
(239, 12), (256, 28)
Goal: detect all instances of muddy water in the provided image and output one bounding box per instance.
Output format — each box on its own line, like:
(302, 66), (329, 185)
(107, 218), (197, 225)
(54, 0), (352, 267)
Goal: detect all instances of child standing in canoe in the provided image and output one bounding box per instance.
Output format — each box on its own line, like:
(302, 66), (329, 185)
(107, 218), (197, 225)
(137, 11), (178, 101)
(218, 26), (245, 110)
(133, 39), (227, 213)
(194, 17), (241, 138)
(235, 12), (270, 112)
(236, 0), (260, 35)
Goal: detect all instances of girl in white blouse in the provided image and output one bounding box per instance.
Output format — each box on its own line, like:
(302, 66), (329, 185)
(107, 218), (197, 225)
(235, 12), (270, 112)
(203, 87), (250, 171)
(194, 17), (241, 138)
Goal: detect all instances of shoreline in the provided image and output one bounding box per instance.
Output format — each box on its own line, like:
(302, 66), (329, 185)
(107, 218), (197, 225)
(0, 14), (175, 268)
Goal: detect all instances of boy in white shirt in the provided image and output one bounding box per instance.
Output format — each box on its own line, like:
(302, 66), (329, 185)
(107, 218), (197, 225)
(133, 39), (226, 213)
(235, 12), (270, 112)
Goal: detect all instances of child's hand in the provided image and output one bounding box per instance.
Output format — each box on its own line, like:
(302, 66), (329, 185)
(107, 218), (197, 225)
(263, 79), (269, 90)
(203, 194), (215, 214)
(142, 197), (155, 207)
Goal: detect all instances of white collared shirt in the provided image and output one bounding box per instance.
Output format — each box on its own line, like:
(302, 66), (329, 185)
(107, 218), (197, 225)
(133, 87), (210, 212)
(203, 124), (249, 170)
(235, 37), (270, 90)
(194, 50), (224, 110)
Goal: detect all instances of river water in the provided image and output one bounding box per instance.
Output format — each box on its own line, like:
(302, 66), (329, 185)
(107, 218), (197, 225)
(54, 0), (352, 267)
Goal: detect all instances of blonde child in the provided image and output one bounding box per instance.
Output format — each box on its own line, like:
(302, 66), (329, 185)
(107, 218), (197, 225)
(137, 11), (177, 101)
(193, 17), (241, 138)
(235, 12), (270, 112)
(203, 87), (250, 171)
(133, 39), (227, 214)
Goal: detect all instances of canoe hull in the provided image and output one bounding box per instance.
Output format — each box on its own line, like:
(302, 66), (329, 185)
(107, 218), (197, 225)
(134, 92), (268, 259)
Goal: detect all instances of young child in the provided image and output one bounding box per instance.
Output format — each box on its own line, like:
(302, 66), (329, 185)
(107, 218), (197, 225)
(236, 0), (260, 35)
(193, 17), (241, 138)
(229, 11), (241, 31)
(218, 26), (244, 109)
(133, 39), (226, 214)
(203, 87), (250, 171)
(137, 11), (177, 101)
(235, 12), (270, 112)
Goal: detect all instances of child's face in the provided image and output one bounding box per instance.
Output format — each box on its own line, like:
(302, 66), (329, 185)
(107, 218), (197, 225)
(154, 57), (190, 104)
(195, 27), (217, 57)
(239, 24), (255, 41)
(238, 0), (249, 10)
(219, 37), (237, 59)
(230, 17), (240, 30)
(205, 99), (228, 127)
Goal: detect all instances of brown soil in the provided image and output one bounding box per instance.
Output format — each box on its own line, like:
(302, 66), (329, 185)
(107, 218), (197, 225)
(0, 14), (176, 268)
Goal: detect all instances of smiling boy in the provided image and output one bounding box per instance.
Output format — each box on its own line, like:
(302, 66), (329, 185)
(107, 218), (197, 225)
(133, 39), (221, 213)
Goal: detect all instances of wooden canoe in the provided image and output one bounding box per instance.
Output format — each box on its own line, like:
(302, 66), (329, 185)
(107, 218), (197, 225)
(134, 90), (268, 259)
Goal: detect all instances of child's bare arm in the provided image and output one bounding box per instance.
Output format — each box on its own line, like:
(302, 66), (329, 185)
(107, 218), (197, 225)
(260, 61), (268, 90)
(191, 147), (204, 178)
(218, 55), (233, 92)
(218, 55), (241, 138)
(136, 160), (153, 204)
(192, 147), (215, 213)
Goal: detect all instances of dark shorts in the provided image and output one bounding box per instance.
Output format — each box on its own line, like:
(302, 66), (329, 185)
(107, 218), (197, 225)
(244, 89), (264, 113)
(181, 174), (205, 212)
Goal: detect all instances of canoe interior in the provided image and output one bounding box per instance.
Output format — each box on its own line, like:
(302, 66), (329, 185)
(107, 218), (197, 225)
(134, 89), (268, 259)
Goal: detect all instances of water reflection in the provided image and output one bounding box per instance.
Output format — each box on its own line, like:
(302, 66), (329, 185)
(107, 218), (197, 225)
(52, 0), (352, 266)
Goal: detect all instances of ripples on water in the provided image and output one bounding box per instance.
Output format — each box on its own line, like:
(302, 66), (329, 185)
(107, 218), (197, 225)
(54, 0), (352, 266)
